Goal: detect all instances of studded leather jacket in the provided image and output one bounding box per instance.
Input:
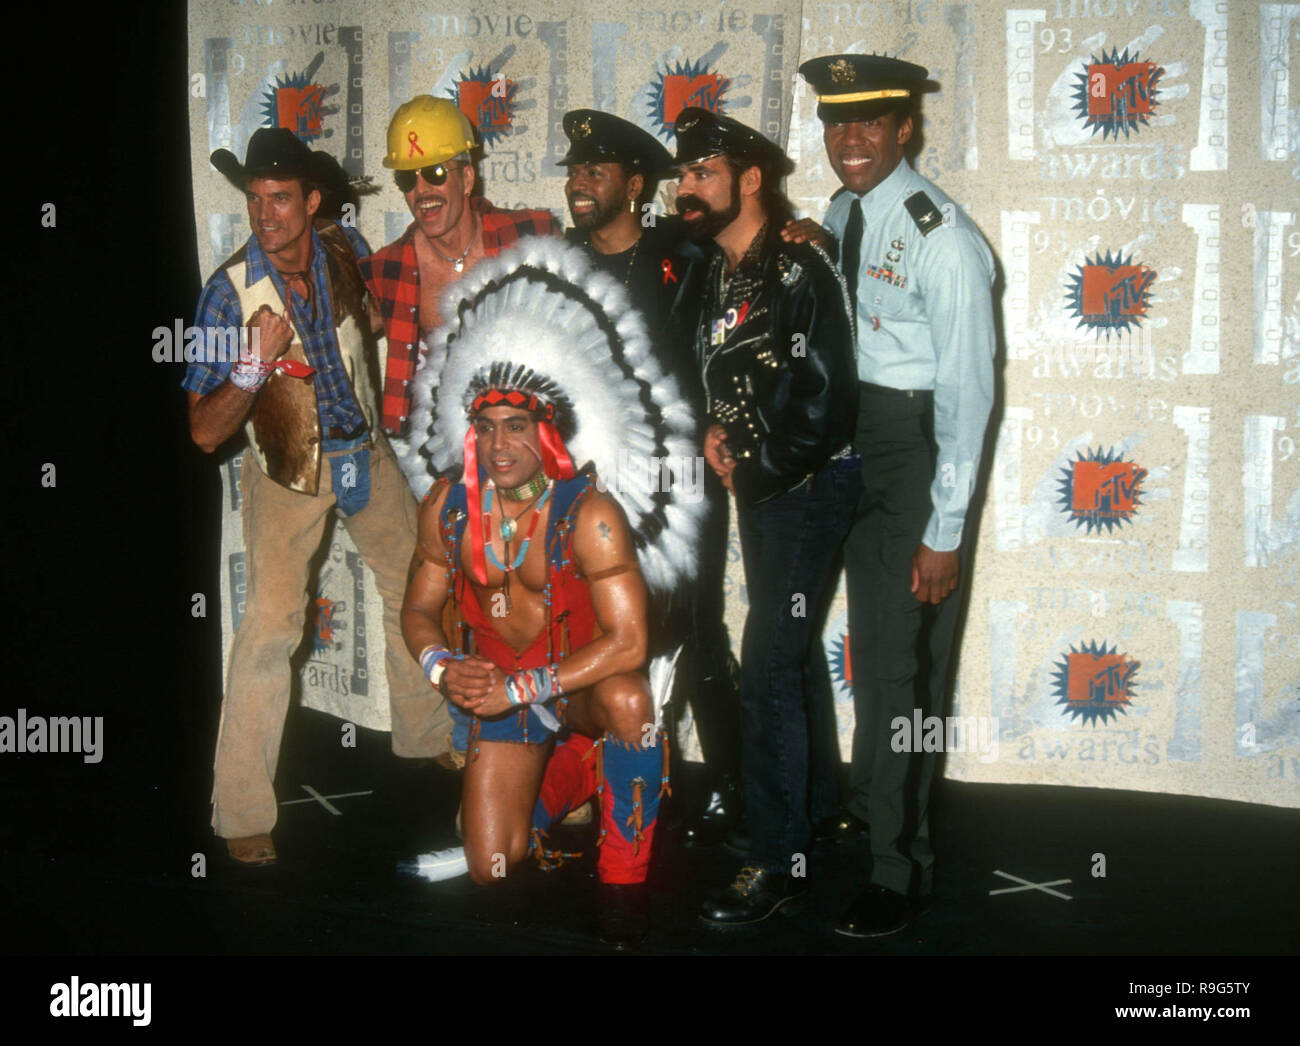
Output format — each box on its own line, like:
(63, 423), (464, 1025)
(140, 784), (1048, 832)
(675, 227), (859, 505)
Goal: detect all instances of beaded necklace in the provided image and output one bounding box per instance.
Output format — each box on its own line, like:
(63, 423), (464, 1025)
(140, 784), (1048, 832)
(482, 479), (553, 612)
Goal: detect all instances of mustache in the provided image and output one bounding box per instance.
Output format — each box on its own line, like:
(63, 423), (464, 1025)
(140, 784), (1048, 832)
(676, 194), (711, 216)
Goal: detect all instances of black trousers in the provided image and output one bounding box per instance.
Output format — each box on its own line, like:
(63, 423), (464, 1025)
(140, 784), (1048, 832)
(734, 461), (859, 871)
(664, 470), (741, 783)
(843, 384), (962, 897)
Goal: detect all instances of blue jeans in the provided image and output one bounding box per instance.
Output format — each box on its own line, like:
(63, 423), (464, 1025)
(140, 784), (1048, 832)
(734, 458), (859, 872)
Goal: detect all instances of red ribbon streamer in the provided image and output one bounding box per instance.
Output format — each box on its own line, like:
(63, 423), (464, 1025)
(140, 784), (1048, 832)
(463, 427), (488, 585)
(407, 130), (424, 158)
(272, 359), (315, 379)
(538, 421), (576, 482)
(661, 258), (678, 285)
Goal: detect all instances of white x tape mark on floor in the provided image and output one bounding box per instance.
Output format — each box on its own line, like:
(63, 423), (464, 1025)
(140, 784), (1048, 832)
(281, 786), (374, 815)
(989, 869), (1073, 900)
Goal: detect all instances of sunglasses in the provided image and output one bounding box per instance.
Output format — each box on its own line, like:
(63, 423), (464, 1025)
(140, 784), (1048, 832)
(393, 162), (464, 192)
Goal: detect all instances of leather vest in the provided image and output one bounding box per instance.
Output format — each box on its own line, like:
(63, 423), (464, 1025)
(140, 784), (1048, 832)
(221, 221), (377, 494)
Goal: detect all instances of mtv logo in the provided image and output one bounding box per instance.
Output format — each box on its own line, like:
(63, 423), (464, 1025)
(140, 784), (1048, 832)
(1087, 61), (1159, 118)
(1066, 651), (1138, 705)
(1071, 461), (1145, 515)
(662, 73), (728, 123)
(312, 595), (338, 649)
(1081, 263), (1155, 318)
(457, 79), (513, 134)
(275, 84), (324, 139)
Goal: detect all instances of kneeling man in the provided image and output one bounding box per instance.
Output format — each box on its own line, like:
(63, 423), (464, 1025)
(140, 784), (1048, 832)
(399, 242), (704, 946)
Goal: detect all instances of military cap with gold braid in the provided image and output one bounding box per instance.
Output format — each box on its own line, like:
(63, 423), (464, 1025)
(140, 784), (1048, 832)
(558, 109), (672, 174)
(799, 53), (929, 123)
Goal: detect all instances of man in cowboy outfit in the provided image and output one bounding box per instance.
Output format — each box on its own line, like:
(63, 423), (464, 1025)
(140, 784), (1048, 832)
(185, 128), (447, 865)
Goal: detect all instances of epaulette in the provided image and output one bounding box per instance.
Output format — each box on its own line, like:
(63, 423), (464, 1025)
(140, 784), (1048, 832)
(904, 191), (944, 236)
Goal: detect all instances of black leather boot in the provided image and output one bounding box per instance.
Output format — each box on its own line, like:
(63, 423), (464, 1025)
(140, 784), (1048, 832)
(698, 865), (809, 926)
(597, 882), (651, 950)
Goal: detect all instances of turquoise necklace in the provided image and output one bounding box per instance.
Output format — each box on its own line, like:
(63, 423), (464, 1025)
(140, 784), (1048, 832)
(482, 479), (553, 611)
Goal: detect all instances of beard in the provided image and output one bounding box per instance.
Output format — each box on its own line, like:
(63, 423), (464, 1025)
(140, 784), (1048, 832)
(677, 177), (742, 242)
(566, 192), (624, 232)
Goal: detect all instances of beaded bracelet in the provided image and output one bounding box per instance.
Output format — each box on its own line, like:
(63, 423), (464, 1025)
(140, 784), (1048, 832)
(418, 644), (453, 682)
(505, 666), (559, 707)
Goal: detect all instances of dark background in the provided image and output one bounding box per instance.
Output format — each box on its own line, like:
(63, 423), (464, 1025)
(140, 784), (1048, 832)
(7, 6), (215, 825)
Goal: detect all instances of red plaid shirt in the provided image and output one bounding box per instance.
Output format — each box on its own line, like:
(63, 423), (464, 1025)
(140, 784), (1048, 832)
(360, 197), (560, 435)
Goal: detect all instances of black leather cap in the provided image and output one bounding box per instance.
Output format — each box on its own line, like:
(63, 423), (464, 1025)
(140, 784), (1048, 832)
(558, 109), (672, 174)
(671, 108), (791, 176)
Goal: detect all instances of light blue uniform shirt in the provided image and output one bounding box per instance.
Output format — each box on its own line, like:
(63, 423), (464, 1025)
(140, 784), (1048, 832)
(823, 158), (996, 552)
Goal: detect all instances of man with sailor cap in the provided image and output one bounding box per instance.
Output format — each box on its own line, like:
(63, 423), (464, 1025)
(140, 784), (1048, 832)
(558, 108), (747, 850)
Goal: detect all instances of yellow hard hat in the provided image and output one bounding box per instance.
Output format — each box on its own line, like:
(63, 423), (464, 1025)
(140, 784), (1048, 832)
(384, 95), (477, 170)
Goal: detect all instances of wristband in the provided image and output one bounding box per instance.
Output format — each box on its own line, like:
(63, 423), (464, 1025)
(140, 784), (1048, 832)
(230, 352), (274, 392)
(505, 666), (557, 707)
(505, 666), (564, 734)
(418, 644), (453, 686)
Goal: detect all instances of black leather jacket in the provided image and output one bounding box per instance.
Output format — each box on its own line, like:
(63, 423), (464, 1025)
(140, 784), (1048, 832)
(674, 229), (859, 505)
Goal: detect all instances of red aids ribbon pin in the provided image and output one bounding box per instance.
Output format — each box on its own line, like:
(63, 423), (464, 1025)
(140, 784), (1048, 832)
(273, 359), (316, 379)
(661, 258), (678, 285)
(407, 131), (423, 158)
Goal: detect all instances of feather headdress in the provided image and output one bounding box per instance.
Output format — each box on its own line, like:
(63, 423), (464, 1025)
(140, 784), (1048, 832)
(397, 237), (706, 596)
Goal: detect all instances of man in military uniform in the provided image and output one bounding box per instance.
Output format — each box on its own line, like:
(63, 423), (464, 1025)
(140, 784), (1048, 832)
(668, 108), (859, 925)
(557, 109), (744, 845)
(799, 54), (997, 937)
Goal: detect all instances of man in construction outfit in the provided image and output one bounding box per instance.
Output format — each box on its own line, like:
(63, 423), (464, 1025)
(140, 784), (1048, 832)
(360, 95), (560, 440)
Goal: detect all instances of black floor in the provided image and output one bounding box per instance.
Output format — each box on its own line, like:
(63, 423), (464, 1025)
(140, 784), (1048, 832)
(4, 705), (1297, 959)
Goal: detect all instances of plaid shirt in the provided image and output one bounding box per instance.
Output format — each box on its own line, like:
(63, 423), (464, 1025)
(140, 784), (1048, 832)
(359, 197), (560, 435)
(183, 222), (370, 434)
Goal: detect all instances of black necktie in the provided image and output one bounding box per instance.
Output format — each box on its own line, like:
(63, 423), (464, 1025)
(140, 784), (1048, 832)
(841, 198), (863, 307)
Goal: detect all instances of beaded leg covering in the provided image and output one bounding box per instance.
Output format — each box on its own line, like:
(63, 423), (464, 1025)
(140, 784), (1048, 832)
(530, 733), (599, 871)
(595, 731), (670, 885)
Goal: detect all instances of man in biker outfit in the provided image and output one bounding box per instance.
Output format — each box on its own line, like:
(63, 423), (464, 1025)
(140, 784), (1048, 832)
(667, 108), (860, 926)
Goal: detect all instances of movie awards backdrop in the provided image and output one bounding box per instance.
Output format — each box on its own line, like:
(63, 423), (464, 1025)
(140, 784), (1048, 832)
(188, 2), (1298, 808)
